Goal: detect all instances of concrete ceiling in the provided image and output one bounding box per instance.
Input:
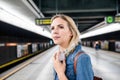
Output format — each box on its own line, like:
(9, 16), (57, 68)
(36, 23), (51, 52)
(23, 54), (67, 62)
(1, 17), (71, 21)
(0, 0), (51, 42)
(33, 0), (120, 33)
(0, 0), (120, 42)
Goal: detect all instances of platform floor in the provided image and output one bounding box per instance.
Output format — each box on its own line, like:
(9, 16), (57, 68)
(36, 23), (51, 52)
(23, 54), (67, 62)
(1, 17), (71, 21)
(2, 46), (120, 80)
(84, 47), (120, 80)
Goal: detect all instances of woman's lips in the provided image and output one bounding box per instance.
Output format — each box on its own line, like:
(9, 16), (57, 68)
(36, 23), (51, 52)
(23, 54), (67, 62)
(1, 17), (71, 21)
(53, 36), (60, 40)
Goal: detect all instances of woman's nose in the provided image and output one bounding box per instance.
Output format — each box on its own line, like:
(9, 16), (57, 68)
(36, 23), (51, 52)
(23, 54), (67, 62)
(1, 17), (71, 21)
(53, 30), (58, 34)
(52, 28), (59, 34)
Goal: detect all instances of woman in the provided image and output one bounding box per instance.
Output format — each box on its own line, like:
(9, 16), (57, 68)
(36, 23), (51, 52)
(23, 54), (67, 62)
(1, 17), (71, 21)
(50, 14), (94, 80)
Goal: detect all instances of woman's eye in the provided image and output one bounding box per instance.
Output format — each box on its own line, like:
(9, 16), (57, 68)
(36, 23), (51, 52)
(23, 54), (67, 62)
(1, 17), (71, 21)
(50, 27), (54, 30)
(59, 25), (64, 29)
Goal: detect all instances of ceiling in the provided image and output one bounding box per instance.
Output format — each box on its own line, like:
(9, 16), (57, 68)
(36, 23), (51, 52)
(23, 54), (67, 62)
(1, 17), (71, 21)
(0, 21), (51, 43)
(82, 30), (120, 41)
(33, 0), (120, 32)
(0, 0), (51, 42)
(0, 0), (120, 42)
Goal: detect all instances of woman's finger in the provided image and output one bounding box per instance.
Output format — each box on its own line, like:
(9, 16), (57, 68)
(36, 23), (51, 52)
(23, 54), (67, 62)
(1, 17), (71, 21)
(56, 51), (60, 61)
(63, 59), (66, 66)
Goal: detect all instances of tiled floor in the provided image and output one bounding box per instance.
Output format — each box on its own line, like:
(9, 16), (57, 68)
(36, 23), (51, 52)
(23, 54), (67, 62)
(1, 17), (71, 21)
(4, 46), (120, 80)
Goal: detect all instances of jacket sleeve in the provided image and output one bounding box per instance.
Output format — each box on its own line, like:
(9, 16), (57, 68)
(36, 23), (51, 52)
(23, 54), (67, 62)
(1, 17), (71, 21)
(76, 53), (94, 80)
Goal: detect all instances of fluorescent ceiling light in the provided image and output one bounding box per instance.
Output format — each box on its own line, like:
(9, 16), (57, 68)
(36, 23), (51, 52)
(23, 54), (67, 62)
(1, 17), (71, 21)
(0, 8), (51, 38)
(80, 23), (120, 39)
(22, 0), (44, 18)
(0, 1), (51, 39)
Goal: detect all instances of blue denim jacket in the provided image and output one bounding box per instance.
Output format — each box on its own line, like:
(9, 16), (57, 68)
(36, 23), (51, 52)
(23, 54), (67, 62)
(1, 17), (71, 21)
(54, 44), (94, 80)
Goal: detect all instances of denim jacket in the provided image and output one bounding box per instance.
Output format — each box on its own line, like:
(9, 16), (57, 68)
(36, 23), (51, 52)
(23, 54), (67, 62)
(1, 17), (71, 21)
(54, 44), (94, 80)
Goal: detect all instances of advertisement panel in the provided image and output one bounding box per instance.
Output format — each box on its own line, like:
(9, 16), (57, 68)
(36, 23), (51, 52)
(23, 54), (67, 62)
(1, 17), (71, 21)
(32, 43), (37, 53)
(17, 45), (23, 58)
(22, 44), (28, 56)
(17, 44), (28, 58)
(104, 40), (109, 50)
(101, 41), (109, 50)
(115, 41), (120, 52)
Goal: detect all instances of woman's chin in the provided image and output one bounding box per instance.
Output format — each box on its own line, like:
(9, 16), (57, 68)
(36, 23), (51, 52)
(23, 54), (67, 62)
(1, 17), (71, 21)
(54, 41), (61, 45)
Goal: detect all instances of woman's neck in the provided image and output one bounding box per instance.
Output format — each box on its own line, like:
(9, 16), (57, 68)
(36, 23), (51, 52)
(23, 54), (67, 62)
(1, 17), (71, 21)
(59, 42), (70, 52)
(59, 46), (66, 52)
(59, 44), (69, 52)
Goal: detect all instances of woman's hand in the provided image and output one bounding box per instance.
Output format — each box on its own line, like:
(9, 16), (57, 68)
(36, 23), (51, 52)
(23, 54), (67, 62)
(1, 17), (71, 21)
(53, 51), (68, 80)
(53, 51), (66, 74)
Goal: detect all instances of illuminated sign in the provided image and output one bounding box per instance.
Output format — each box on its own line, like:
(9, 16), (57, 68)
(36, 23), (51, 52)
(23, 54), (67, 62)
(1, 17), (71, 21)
(106, 16), (120, 23)
(35, 18), (51, 25)
(115, 16), (120, 23)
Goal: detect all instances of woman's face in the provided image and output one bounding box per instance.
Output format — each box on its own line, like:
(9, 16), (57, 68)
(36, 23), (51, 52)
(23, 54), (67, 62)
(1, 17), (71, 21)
(51, 17), (72, 46)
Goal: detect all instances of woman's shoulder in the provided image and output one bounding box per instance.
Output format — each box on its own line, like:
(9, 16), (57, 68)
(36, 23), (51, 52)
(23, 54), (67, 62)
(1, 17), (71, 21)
(75, 52), (92, 68)
(77, 52), (91, 61)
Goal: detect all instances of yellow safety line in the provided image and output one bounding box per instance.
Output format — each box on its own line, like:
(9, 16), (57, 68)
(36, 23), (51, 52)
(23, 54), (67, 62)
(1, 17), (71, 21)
(0, 51), (41, 68)
(0, 51), (42, 80)
(0, 54), (33, 68)
(0, 57), (36, 79)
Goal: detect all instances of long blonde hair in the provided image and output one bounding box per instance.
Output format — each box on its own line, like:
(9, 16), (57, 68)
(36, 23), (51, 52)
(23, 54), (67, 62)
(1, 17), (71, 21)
(51, 14), (80, 55)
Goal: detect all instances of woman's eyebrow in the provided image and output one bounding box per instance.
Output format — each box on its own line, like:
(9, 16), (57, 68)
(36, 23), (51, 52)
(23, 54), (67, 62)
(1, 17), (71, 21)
(57, 24), (64, 26)
(50, 24), (64, 28)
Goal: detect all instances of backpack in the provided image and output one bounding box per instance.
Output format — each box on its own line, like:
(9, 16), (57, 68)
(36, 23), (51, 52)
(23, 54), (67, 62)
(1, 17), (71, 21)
(74, 51), (102, 80)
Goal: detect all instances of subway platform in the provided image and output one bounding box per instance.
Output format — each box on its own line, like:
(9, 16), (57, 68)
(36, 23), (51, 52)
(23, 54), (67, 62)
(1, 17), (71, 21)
(0, 46), (120, 80)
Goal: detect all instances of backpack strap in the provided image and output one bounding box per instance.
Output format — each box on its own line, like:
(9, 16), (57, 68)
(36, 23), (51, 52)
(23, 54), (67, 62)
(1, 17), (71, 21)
(74, 51), (103, 80)
(74, 51), (84, 74)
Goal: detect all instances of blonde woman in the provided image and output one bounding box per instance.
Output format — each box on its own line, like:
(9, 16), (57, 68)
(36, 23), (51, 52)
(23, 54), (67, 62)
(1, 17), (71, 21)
(51, 14), (94, 80)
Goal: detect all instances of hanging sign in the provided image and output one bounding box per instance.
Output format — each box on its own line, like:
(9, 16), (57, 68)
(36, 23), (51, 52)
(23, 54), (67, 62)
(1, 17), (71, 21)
(35, 18), (51, 25)
(105, 16), (120, 23)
